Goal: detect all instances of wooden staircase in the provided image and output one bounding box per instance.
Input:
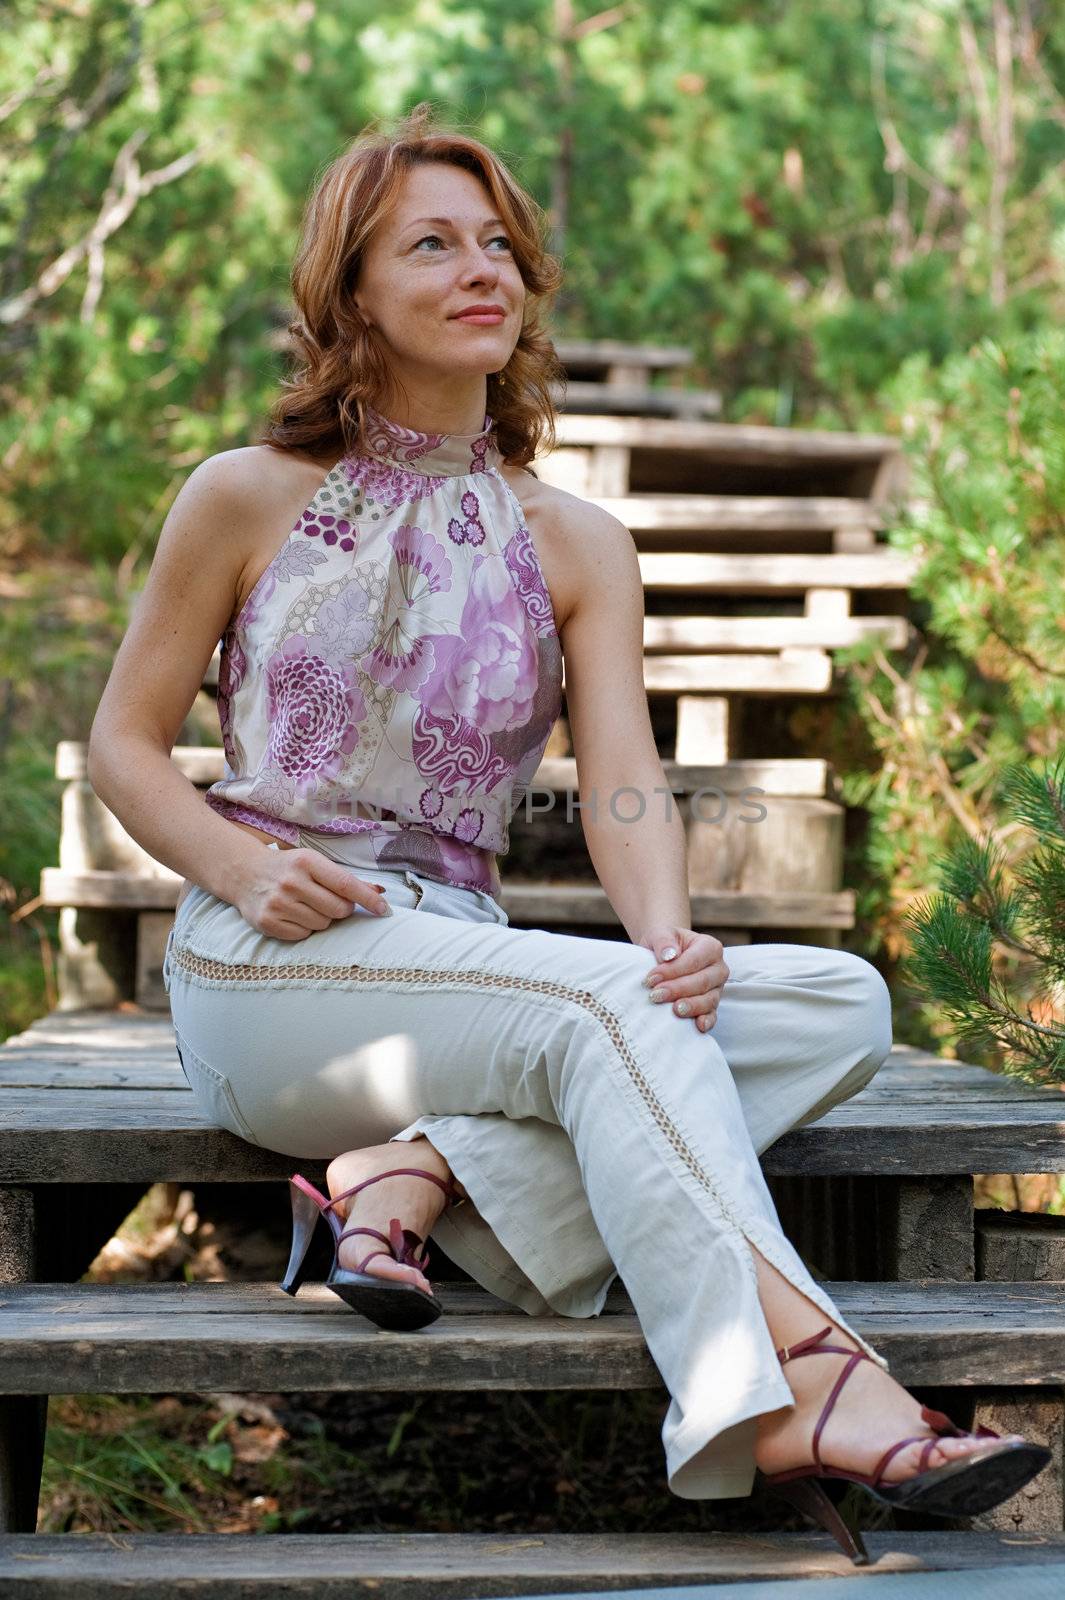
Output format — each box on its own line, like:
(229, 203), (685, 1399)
(4, 1008), (1065, 1588)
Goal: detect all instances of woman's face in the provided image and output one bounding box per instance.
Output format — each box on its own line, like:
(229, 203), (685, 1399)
(353, 162), (525, 409)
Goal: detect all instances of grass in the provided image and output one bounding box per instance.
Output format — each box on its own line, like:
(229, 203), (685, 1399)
(40, 1394), (354, 1535)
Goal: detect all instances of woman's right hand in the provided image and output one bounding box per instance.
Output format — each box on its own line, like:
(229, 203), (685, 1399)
(236, 844), (392, 940)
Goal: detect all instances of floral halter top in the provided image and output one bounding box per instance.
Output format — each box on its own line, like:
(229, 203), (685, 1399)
(202, 404), (563, 898)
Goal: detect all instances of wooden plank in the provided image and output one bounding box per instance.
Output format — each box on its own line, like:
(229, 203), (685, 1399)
(596, 493), (883, 533)
(978, 1211), (1065, 1281)
(972, 1207), (1065, 1533)
(644, 615), (912, 651)
(61, 741), (836, 797)
(5, 1530), (1065, 1596)
(0, 1029), (1044, 1099)
(638, 551), (917, 592)
(39, 873), (857, 927)
(635, 651), (834, 694)
(6, 1033), (1064, 1184)
(551, 378), (722, 418)
(0, 1061), (183, 1088)
(552, 338), (693, 370)
(0, 1189), (43, 1533)
(136, 911), (172, 1012)
(885, 1176), (976, 1279)
(551, 412), (901, 462)
(4, 1095), (1064, 1183)
(5, 1280), (1065, 1395)
(41, 868), (182, 909)
(969, 1390), (1064, 1535)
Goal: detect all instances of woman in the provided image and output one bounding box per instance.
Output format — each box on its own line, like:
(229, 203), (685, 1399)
(87, 103), (1046, 1557)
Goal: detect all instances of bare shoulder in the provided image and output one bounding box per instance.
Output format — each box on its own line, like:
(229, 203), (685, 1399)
(199, 443), (344, 620)
(190, 442), (335, 516)
(497, 465), (636, 633)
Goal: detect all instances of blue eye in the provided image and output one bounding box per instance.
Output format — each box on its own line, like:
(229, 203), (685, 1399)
(415, 234), (512, 251)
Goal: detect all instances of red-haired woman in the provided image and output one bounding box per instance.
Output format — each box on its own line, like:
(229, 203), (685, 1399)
(89, 104), (1046, 1557)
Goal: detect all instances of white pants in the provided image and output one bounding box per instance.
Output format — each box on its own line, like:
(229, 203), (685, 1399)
(164, 834), (894, 1501)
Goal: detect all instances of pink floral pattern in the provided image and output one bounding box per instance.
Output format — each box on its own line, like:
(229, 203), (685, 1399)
(265, 635), (366, 793)
(203, 404), (562, 896)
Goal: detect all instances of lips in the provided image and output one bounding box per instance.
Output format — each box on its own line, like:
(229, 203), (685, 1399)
(453, 306), (505, 321)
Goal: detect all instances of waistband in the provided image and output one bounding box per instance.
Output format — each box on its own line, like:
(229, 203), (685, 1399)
(164, 835), (508, 991)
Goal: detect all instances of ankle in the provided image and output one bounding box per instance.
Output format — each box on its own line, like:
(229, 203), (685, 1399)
(394, 1135), (467, 1202)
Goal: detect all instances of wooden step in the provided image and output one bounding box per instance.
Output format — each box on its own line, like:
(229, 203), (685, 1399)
(596, 493), (882, 535)
(4, 1529), (1064, 1596)
(639, 650), (833, 692)
(552, 412), (901, 466)
(638, 551), (917, 593)
(2, 1035), (1062, 1185)
(643, 615), (912, 651)
(550, 378), (722, 419)
(2, 1278), (1065, 1394)
(59, 743), (839, 797)
(38, 870), (854, 928)
(552, 339), (693, 374)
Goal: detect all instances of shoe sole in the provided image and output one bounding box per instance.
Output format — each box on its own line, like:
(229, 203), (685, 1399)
(326, 1270), (443, 1331)
(867, 1440), (1053, 1515)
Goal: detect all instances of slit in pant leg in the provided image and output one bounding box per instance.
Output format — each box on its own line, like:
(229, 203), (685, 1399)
(396, 945), (893, 1327)
(531, 999), (893, 1504)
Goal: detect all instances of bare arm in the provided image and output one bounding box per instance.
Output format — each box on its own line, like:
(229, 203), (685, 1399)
(86, 450), (286, 908)
(556, 498), (692, 946)
(88, 449), (416, 936)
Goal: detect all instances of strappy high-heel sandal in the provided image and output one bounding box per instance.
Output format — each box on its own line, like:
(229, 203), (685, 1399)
(279, 1167), (463, 1331)
(755, 1323), (1053, 1566)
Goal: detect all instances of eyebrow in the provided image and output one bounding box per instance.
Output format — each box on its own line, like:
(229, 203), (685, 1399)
(403, 216), (508, 232)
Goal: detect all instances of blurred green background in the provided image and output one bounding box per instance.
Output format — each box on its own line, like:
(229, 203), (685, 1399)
(2, 0), (1063, 1047)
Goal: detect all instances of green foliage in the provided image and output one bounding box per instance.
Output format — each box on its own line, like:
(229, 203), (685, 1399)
(3, 2), (1064, 1032)
(904, 754), (1065, 1085)
(835, 326), (1065, 1055)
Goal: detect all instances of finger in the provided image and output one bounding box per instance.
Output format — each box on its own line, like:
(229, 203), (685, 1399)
(266, 916), (320, 941)
(644, 937), (723, 987)
(668, 986), (723, 1020)
(647, 961), (729, 1003)
(293, 884), (389, 922)
(679, 991), (724, 1027)
(294, 852), (391, 918)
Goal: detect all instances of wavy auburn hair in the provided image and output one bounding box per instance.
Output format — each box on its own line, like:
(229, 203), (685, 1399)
(259, 103), (566, 469)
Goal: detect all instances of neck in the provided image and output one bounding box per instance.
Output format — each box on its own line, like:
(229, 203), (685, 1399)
(352, 400), (499, 479)
(366, 381), (489, 439)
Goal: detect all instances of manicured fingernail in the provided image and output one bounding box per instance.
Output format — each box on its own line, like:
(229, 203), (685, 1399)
(661, 947), (678, 960)
(650, 987), (670, 1003)
(676, 1001), (691, 1015)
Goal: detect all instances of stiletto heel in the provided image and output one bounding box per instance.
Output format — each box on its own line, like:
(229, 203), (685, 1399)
(756, 1323), (1053, 1565)
(280, 1167), (462, 1331)
(279, 1178), (322, 1296)
(767, 1474), (870, 1566)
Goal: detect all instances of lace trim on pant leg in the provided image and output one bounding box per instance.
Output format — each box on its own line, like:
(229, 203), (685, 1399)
(169, 942), (755, 1229)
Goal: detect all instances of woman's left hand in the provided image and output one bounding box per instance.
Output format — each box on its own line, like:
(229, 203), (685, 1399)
(638, 927), (730, 1033)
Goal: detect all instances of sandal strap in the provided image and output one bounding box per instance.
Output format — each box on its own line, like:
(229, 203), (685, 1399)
(773, 1321), (1002, 1487)
(337, 1218), (429, 1273)
(774, 1323), (878, 1473)
(811, 1351), (871, 1470)
(324, 1167), (458, 1212)
(872, 1431), (947, 1485)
